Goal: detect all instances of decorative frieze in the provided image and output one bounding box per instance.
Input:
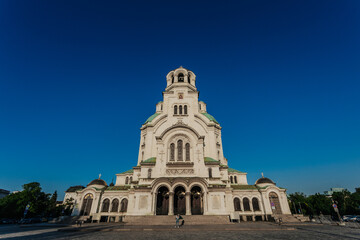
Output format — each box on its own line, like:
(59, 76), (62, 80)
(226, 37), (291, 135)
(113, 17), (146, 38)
(166, 169), (194, 175)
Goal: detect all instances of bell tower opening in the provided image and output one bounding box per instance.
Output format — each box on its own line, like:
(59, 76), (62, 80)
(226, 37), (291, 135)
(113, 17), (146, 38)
(178, 73), (184, 82)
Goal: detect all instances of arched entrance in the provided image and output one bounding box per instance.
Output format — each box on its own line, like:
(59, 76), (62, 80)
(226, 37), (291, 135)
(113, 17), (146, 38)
(191, 186), (203, 215)
(269, 192), (282, 214)
(80, 193), (93, 216)
(156, 186), (169, 215)
(174, 186), (186, 215)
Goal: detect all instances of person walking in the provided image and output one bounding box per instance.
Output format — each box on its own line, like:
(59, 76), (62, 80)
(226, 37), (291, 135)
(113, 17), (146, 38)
(175, 214), (180, 228)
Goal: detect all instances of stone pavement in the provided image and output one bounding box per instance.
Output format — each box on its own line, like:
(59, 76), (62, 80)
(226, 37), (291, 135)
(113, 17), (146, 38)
(0, 222), (360, 239)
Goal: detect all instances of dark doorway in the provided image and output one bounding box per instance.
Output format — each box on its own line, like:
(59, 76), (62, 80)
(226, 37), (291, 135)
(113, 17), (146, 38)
(174, 186), (186, 215)
(269, 192), (282, 214)
(80, 193), (93, 216)
(191, 186), (203, 215)
(156, 186), (169, 215)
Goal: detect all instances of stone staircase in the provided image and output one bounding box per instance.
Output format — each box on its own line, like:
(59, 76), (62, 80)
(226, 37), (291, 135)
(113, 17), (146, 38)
(123, 215), (231, 225)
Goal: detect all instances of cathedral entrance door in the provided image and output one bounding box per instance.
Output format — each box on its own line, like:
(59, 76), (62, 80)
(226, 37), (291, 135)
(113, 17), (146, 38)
(174, 186), (186, 215)
(80, 193), (93, 216)
(191, 186), (203, 215)
(156, 186), (169, 215)
(269, 192), (282, 215)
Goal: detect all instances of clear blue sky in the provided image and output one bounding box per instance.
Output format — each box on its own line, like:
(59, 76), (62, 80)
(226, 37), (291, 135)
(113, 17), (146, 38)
(1, 0), (359, 199)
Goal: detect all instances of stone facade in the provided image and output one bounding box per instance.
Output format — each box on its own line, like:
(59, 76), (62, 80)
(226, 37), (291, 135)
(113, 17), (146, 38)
(64, 67), (291, 222)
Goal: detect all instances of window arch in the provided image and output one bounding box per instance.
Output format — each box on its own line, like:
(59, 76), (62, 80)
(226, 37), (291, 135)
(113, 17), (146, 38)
(252, 198), (260, 211)
(234, 176), (238, 184)
(120, 198), (128, 212)
(230, 176), (233, 184)
(184, 105), (187, 115)
(80, 193), (93, 216)
(178, 73), (184, 82)
(208, 168), (212, 178)
(170, 143), (175, 161)
(179, 105), (182, 115)
(129, 176), (132, 183)
(243, 197), (251, 211)
(125, 177), (129, 185)
(101, 198), (110, 212)
(234, 198), (241, 211)
(177, 140), (183, 161)
(185, 143), (190, 161)
(148, 169), (152, 178)
(174, 105), (177, 115)
(111, 199), (119, 212)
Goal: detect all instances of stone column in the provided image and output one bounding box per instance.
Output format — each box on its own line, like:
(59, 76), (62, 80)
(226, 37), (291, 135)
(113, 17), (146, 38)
(169, 192), (174, 215)
(185, 192), (191, 215)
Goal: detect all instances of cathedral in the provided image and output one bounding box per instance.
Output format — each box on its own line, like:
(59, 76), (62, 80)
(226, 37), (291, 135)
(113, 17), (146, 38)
(64, 67), (291, 222)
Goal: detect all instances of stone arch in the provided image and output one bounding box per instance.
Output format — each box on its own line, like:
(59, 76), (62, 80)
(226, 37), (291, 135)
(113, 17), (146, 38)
(101, 198), (110, 212)
(252, 197), (260, 211)
(156, 186), (170, 215)
(243, 197), (251, 211)
(111, 198), (120, 212)
(80, 193), (93, 216)
(269, 191), (282, 214)
(120, 198), (128, 213)
(156, 123), (204, 141)
(171, 182), (189, 192)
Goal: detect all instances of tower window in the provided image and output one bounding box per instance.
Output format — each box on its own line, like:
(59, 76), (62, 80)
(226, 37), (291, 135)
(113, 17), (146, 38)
(230, 176), (233, 184)
(234, 176), (238, 184)
(125, 177), (129, 185)
(208, 168), (212, 178)
(179, 105), (182, 115)
(170, 143), (175, 161)
(177, 140), (183, 161)
(184, 105), (187, 115)
(199, 104), (201, 110)
(174, 105), (177, 115)
(185, 143), (190, 161)
(188, 74), (191, 83)
(178, 73), (184, 82)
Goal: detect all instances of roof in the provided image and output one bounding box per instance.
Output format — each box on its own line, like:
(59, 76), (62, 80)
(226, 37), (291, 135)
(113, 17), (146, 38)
(201, 112), (219, 124)
(255, 177), (275, 185)
(87, 179), (107, 187)
(231, 185), (258, 190)
(142, 157), (156, 163)
(105, 186), (131, 191)
(204, 157), (220, 164)
(144, 113), (160, 124)
(65, 185), (85, 192)
(228, 168), (244, 174)
(120, 169), (134, 174)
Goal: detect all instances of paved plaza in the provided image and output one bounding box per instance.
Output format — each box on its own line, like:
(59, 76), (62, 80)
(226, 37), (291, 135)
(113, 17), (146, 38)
(0, 222), (360, 240)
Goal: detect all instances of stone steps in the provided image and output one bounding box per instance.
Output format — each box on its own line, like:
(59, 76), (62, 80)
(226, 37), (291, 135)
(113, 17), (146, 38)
(123, 215), (232, 225)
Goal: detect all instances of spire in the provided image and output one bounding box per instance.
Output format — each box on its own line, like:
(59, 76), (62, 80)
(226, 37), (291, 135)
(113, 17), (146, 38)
(261, 172), (264, 178)
(98, 173), (101, 179)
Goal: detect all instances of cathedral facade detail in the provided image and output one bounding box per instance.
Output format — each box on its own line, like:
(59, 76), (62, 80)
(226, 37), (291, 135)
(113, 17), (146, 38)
(64, 67), (291, 222)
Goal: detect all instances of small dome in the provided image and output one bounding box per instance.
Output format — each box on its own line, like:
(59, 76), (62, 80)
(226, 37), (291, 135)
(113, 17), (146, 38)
(255, 177), (275, 185)
(87, 179), (107, 187)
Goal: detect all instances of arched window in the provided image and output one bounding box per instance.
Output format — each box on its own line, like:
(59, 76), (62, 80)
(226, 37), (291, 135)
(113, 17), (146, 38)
(172, 75), (174, 83)
(178, 73), (184, 82)
(243, 198), (251, 211)
(230, 176), (233, 184)
(185, 143), (190, 161)
(252, 198), (260, 211)
(174, 105), (177, 115)
(177, 140), (183, 161)
(101, 198), (110, 212)
(208, 168), (212, 178)
(129, 176), (132, 183)
(234, 176), (238, 184)
(80, 193), (93, 216)
(179, 105), (183, 115)
(170, 143), (175, 161)
(120, 198), (128, 212)
(188, 74), (191, 83)
(125, 177), (129, 185)
(233, 198), (241, 211)
(111, 199), (119, 212)
(148, 169), (152, 178)
(184, 105), (187, 115)
(199, 104), (201, 110)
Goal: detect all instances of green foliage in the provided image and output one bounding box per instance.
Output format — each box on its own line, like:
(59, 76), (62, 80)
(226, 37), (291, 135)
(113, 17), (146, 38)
(288, 188), (360, 216)
(0, 182), (64, 219)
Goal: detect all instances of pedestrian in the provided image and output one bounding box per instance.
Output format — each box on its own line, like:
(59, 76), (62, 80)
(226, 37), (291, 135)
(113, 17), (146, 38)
(175, 214), (180, 228)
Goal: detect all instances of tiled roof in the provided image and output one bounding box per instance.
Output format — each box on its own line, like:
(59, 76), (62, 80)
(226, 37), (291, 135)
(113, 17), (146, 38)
(201, 112), (219, 124)
(228, 168), (244, 173)
(144, 113), (160, 124)
(120, 169), (134, 174)
(142, 157), (156, 163)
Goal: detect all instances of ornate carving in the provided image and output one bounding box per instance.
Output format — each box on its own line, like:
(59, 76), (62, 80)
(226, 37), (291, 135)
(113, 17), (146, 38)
(166, 169), (194, 175)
